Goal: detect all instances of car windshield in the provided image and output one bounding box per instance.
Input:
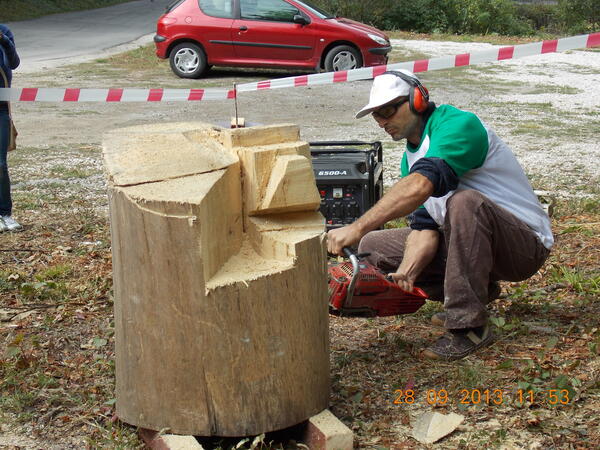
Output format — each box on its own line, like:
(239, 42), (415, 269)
(293, 0), (334, 19)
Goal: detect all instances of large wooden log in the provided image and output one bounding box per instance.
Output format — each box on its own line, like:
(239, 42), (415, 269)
(103, 123), (329, 436)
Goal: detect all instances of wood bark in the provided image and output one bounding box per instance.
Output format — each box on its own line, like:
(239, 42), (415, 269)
(103, 122), (329, 436)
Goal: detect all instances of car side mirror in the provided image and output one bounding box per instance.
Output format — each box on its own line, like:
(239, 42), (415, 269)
(293, 14), (309, 25)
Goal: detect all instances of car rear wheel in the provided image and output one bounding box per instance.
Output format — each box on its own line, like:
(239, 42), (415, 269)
(324, 45), (362, 72)
(169, 42), (207, 78)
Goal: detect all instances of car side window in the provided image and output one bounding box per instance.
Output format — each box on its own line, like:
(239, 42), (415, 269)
(240, 0), (300, 22)
(198, 0), (233, 18)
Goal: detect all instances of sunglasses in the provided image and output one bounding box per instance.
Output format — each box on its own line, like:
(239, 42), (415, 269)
(372, 99), (408, 120)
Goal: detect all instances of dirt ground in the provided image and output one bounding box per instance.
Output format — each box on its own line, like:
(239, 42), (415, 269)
(1, 38), (599, 449)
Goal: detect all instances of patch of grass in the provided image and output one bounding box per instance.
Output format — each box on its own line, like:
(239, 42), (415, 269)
(510, 115), (600, 141)
(36, 181), (66, 190)
(388, 47), (430, 64)
(49, 165), (93, 179)
(527, 85), (583, 95)
(553, 196), (600, 217)
(36, 264), (73, 281)
(7, 146), (43, 165)
(11, 190), (56, 210)
(452, 363), (487, 391)
(105, 45), (162, 71)
(549, 266), (600, 295)
(18, 278), (69, 303)
(520, 101), (555, 112)
(563, 64), (600, 75)
(512, 121), (543, 134)
(466, 64), (506, 75)
(84, 419), (141, 449)
(59, 110), (102, 116)
(425, 66), (525, 95)
(410, 299), (443, 322)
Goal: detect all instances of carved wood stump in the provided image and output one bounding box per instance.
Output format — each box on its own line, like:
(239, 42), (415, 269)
(103, 123), (329, 436)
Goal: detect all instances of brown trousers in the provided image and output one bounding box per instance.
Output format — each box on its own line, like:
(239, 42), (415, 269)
(357, 190), (550, 329)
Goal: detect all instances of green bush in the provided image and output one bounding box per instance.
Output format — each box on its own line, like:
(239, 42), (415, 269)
(383, 0), (451, 33)
(558, 0), (600, 33)
(310, 0), (599, 35)
(516, 3), (560, 33)
(443, 0), (533, 35)
(310, 0), (391, 29)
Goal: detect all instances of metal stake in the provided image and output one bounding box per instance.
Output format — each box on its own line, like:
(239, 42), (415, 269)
(233, 83), (239, 128)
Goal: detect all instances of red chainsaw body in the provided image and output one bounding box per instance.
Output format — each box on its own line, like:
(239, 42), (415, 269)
(328, 260), (428, 317)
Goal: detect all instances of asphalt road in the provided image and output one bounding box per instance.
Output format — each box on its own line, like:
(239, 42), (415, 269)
(7, 0), (171, 73)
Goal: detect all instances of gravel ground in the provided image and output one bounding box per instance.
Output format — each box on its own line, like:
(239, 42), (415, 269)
(393, 38), (600, 111)
(10, 38), (600, 204)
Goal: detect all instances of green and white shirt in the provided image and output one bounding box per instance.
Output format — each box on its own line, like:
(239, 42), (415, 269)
(401, 104), (553, 249)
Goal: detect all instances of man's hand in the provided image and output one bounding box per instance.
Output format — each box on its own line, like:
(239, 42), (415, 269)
(389, 229), (439, 292)
(389, 271), (415, 293)
(326, 223), (363, 255)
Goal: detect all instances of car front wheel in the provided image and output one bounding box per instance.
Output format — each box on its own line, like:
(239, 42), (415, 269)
(169, 42), (207, 78)
(324, 45), (362, 72)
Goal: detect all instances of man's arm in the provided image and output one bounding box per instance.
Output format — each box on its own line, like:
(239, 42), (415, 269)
(326, 172), (434, 255)
(389, 229), (439, 292)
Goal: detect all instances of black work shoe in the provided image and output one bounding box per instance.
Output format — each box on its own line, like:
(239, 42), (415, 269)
(422, 324), (495, 361)
(431, 312), (446, 327)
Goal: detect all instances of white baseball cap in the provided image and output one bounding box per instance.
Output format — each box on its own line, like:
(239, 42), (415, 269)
(355, 70), (420, 119)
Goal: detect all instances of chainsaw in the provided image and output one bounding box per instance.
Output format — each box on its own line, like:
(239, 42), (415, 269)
(328, 247), (428, 317)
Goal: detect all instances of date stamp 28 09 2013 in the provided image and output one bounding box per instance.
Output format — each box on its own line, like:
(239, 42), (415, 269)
(393, 388), (572, 407)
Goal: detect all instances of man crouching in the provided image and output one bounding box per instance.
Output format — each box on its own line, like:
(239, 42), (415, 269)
(327, 70), (553, 361)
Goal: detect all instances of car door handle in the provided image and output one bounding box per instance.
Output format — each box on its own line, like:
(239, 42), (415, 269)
(239, 26), (248, 31)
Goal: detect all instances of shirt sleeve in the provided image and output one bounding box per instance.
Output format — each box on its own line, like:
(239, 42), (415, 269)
(0, 27), (20, 70)
(408, 207), (438, 231)
(426, 109), (488, 177)
(409, 157), (459, 198)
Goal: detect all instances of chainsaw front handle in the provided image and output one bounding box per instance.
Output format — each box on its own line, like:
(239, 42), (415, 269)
(343, 247), (360, 308)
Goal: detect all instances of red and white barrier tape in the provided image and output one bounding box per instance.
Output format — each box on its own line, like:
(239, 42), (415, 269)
(237, 32), (600, 92)
(0, 87), (235, 102)
(1, 32), (598, 102)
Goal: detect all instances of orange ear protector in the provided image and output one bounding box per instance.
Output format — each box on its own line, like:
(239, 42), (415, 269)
(384, 71), (429, 114)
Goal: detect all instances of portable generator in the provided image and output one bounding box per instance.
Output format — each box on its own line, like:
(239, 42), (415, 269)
(310, 141), (383, 231)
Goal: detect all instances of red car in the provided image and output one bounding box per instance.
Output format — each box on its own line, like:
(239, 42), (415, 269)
(155, 0), (391, 78)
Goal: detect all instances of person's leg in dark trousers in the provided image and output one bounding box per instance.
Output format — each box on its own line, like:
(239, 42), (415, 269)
(441, 190), (550, 330)
(422, 190), (551, 360)
(0, 111), (12, 218)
